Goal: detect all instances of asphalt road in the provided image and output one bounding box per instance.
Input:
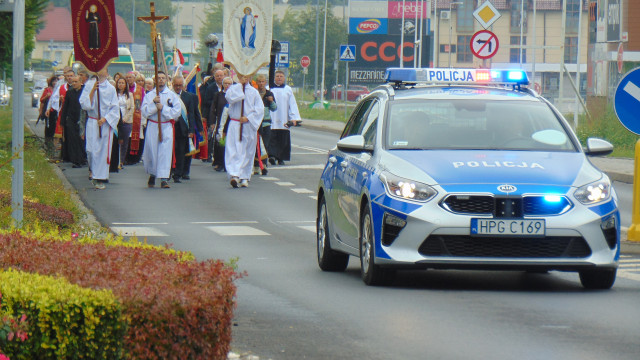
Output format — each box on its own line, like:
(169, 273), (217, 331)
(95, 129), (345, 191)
(23, 94), (640, 360)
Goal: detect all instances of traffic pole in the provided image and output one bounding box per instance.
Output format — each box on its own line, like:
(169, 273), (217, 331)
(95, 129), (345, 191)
(626, 138), (640, 242)
(11, 0), (25, 226)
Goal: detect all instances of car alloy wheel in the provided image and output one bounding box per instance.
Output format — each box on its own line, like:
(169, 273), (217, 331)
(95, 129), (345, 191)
(317, 197), (349, 271)
(360, 206), (394, 286)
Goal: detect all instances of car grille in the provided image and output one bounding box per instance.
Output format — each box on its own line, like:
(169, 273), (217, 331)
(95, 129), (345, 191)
(441, 195), (571, 216)
(418, 235), (591, 258)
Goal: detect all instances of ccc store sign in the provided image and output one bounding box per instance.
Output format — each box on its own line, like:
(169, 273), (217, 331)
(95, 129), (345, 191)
(349, 35), (428, 68)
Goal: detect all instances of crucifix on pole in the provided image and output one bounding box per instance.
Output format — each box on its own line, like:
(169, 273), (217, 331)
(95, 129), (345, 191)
(137, 2), (169, 141)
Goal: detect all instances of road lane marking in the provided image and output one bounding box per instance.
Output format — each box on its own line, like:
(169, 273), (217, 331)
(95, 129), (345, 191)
(275, 181), (296, 186)
(277, 220), (315, 224)
(111, 226), (168, 237)
(292, 144), (328, 153)
(112, 222), (169, 225)
(291, 152), (326, 155)
(206, 226), (270, 236)
(298, 226), (316, 233)
(267, 164), (325, 170)
(259, 176), (280, 181)
(291, 188), (314, 194)
(309, 195), (318, 201)
(623, 81), (640, 103)
(191, 221), (258, 224)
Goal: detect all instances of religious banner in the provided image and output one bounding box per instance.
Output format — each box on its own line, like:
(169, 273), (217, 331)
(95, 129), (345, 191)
(70, 0), (119, 73)
(222, 0), (273, 76)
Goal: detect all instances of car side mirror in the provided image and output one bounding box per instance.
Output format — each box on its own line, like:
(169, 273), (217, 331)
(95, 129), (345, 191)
(585, 137), (613, 157)
(337, 135), (372, 153)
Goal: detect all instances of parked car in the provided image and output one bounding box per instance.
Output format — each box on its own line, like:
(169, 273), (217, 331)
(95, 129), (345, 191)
(331, 84), (370, 101)
(24, 68), (34, 82)
(316, 68), (619, 289)
(31, 79), (47, 107)
(0, 81), (10, 106)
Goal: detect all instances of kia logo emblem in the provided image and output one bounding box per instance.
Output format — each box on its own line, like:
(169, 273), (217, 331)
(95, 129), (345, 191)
(497, 185), (517, 193)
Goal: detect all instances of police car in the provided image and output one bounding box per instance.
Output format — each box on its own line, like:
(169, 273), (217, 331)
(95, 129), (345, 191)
(316, 68), (619, 289)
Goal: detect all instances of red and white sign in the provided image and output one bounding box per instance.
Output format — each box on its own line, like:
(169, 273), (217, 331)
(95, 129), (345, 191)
(357, 19), (381, 33)
(300, 55), (311, 68)
(470, 30), (499, 60)
(617, 43), (624, 74)
(387, 1), (429, 19)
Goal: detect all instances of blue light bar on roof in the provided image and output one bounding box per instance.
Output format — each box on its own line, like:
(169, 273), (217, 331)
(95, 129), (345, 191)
(385, 68), (529, 85)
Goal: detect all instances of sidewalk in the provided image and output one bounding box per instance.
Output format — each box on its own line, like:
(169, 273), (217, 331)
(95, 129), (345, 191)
(301, 118), (640, 255)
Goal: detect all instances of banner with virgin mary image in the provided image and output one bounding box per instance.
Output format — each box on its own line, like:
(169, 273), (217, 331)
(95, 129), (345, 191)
(223, 0), (273, 76)
(70, 0), (119, 73)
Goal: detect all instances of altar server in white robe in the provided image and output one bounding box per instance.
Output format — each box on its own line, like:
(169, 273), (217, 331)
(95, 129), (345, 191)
(269, 70), (301, 165)
(140, 71), (182, 188)
(79, 69), (119, 190)
(224, 74), (264, 188)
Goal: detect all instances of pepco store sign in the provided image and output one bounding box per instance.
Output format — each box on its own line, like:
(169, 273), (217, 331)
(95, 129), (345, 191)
(348, 18), (388, 35)
(349, 35), (428, 68)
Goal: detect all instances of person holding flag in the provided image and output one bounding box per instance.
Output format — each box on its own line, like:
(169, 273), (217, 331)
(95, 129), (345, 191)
(79, 68), (119, 190)
(224, 74), (264, 188)
(140, 71), (182, 188)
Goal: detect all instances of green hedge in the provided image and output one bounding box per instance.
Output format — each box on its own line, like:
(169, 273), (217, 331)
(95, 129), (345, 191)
(0, 269), (126, 360)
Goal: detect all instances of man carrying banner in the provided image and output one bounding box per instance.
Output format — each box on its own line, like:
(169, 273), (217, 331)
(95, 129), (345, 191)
(141, 71), (182, 188)
(79, 68), (119, 190)
(225, 74), (264, 188)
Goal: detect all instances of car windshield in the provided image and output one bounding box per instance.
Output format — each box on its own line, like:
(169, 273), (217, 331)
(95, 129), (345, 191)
(385, 99), (576, 151)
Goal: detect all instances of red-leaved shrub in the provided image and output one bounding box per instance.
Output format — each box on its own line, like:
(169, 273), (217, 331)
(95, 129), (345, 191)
(0, 231), (240, 359)
(0, 191), (74, 227)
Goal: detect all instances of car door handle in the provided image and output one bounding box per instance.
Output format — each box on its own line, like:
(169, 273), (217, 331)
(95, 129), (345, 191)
(340, 161), (348, 169)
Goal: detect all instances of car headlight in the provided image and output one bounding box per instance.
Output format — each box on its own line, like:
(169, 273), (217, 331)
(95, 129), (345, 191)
(33, 93), (38, 98)
(380, 171), (437, 202)
(574, 179), (611, 205)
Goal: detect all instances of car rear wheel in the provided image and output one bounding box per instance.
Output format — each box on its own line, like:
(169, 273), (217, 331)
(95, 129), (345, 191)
(317, 197), (349, 271)
(360, 207), (395, 286)
(579, 268), (616, 290)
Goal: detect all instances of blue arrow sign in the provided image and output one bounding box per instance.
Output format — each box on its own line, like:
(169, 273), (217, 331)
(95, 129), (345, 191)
(614, 67), (640, 135)
(339, 45), (356, 62)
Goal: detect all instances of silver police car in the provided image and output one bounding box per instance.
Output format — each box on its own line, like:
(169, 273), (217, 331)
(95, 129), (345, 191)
(316, 68), (619, 289)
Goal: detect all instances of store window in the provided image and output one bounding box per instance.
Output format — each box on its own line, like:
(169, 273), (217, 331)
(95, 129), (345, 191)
(566, 0), (580, 34)
(510, 36), (526, 63)
(457, 35), (472, 63)
(564, 37), (578, 63)
(510, 0), (528, 34)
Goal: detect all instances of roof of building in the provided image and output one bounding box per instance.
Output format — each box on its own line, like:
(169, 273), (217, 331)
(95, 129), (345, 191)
(35, 6), (132, 43)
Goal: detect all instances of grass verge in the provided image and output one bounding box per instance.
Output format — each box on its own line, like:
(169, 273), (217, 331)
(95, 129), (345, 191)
(573, 105), (638, 158)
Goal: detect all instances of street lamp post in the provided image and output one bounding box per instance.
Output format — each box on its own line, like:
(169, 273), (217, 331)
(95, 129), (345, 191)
(320, 0), (328, 106)
(191, 5), (195, 54)
(448, 2), (462, 68)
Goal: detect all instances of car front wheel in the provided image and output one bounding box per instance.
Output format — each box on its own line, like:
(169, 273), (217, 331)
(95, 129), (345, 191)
(579, 268), (616, 290)
(317, 197), (349, 271)
(360, 207), (394, 286)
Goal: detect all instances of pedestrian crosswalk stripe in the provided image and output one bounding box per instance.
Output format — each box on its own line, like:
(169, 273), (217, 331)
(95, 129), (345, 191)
(111, 226), (169, 237)
(206, 226), (270, 236)
(275, 181), (296, 186)
(291, 188), (314, 194)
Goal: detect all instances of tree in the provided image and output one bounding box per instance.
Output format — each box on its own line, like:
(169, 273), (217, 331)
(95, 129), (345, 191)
(196, 1), (223, 68)
(277, 4), (346, 89)
(0, 0), (49, 75)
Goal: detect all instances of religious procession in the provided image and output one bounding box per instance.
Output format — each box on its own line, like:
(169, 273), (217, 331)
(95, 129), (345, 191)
(41, 1), (301, 191)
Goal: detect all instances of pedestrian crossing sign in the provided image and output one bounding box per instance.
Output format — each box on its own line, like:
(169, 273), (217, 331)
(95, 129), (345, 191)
(339, 45), (356, 62)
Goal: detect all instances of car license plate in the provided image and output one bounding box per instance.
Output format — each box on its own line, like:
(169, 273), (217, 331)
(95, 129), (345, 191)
(470, 218), (545, 236)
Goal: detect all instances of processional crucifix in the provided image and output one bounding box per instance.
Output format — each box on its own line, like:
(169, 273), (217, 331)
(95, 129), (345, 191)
(138, 2), (169, 141)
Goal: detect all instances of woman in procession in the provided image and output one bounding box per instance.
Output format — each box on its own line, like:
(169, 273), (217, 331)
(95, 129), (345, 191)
(115, 77), (134, 170)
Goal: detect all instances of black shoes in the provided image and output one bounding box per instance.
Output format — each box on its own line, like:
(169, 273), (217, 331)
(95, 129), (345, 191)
(161, 180), (171, 188)
(268, 157), (276, 165)
(278, 160), (285, 165)
(173, 176), (182, 183)
(148, 175), (156, 188)
(261, 168), (268, 175)
(182, 175), (190, 180)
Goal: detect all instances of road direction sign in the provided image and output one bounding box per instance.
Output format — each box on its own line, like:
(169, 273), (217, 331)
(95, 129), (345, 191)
(470, 30), (499, 59)
(473, 1), (501, 29)
(339, 45), (356, 62)
(300, 55), (310, 68)
(614, 67), (640, 135)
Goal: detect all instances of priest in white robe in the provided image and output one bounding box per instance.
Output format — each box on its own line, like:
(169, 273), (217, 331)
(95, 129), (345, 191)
(269, 70), (301, 165)
(224, 74), (264, 188)
(79, 69), (119, 190)
(141, 71), (182, 188)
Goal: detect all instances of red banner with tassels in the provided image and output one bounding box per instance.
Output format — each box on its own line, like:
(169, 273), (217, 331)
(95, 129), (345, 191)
(70, 0), (119, 73)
